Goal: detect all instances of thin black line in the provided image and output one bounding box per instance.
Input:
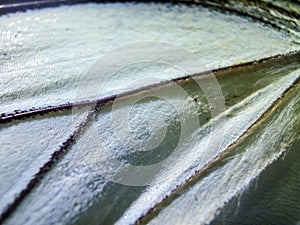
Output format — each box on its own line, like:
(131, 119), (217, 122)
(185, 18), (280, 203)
(0, 0), (175, 15)
(1, 50), (299, 124)
(0, 1), (298, 223)
(0, 53), (298, 225)
(0, 50), (298, 223)
(135, 70), (300, 225)
(1, 0), (299, 42)
(0, 106), (97, 224)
